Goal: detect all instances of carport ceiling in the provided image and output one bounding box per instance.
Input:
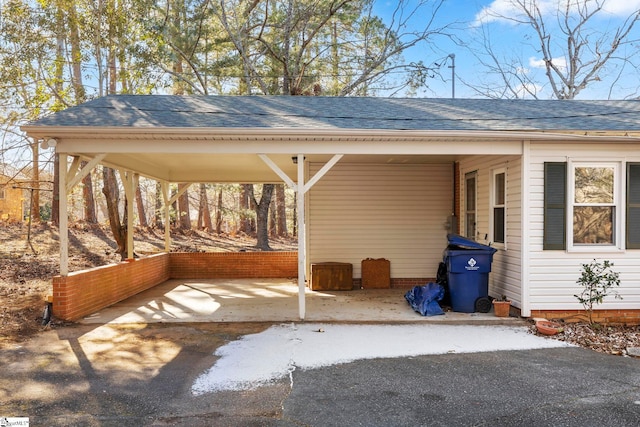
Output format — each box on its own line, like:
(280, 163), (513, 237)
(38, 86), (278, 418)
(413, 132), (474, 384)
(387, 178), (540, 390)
(92, 152), (460, 183)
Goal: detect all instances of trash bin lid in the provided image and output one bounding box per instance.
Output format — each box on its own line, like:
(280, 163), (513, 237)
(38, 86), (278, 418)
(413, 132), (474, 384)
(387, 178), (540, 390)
(447, 234), (497, 253)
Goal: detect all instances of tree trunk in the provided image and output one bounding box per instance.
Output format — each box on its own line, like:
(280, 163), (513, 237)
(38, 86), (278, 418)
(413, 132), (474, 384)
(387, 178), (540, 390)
(154, 181), (163, 228)
(177, 183), (191, 230)
(251, 184), (274, 250)
(102, 167), (127, 259)
(66, 1), (86, 103)
(81, 161), (97, 223)
(276, 184), (287, 236)
(107, 13), (116, 94)
(215, 188), (223, 234)
(31, 141), (40, 222)
(198, 183), (213, 231)
(269, 196), (277, 237)
(170, 187), (177, 226)
(52, 154), (60, 226)
(240, 184), (254, 234)
(292, 191), (297, 237)
(136, 181), (148, 228)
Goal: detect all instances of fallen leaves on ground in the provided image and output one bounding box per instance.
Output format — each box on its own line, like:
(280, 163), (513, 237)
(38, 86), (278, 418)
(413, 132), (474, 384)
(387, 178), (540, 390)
(0, 222), (295, 344)
(531, 321), (640, 357)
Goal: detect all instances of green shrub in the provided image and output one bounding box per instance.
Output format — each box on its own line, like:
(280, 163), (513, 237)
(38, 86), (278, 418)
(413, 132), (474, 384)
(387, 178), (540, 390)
(574, 259), (622, 324)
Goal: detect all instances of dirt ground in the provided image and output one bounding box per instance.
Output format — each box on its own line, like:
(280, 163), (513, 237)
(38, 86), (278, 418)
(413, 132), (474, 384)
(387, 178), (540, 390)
(1, 222), (639, 355)
(0, 222), (296, 345)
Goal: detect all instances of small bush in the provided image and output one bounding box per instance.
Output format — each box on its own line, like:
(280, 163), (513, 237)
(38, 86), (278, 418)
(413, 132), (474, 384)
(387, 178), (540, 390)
(574, 259), (622, 324)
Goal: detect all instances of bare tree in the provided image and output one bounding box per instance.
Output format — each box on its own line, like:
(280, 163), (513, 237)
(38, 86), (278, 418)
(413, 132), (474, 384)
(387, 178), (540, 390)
(135, 183), (148, 228)
(211, 0), (451, 96)
(102, 167), (127, 259)
(82, 162), (97, 223)
(154, 182), (164, 229)
(250, 184), (275, 250)
(177, 183), (191, 230)
(239, 184), (255, 234)
(469, 0), (640, 99)
(215, 187), (223, 234)
(275, 183), (287, 236)
(198, 183), (214, 231)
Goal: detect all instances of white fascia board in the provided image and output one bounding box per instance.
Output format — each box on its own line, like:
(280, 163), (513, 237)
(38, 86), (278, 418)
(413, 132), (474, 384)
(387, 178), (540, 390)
(23, 125), (640, 142)
(23, 126), (640, 157)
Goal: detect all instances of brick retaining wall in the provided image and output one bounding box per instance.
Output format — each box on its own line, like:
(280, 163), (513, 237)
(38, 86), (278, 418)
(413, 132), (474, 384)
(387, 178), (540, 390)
(52, 253), (170, 321)
(170, 252), (298, 279)
(52, 251), (298, 321)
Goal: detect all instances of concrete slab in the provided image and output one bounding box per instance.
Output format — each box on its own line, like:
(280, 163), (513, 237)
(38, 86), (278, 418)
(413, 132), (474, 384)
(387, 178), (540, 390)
(79, 278), (523, 325)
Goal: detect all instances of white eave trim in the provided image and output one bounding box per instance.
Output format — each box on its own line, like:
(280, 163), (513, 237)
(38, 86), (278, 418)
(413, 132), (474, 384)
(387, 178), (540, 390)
(21, 125), (640, 143)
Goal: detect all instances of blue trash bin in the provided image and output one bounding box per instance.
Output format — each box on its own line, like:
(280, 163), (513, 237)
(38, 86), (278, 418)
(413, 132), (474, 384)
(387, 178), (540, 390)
(444, 234), (497, 313)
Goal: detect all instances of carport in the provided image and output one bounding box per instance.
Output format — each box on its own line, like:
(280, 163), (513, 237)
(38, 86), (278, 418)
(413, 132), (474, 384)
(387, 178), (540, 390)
(78, 278), (519, 324)
(22, 95), (574, 321)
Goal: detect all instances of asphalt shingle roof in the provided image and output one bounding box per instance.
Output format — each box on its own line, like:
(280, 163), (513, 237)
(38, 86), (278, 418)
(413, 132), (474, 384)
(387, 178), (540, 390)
(27, 95), (640, 132)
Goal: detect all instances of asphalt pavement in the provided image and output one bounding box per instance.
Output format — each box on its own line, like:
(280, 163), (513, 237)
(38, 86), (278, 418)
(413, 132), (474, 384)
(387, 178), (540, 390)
(1, 322), (639, 426)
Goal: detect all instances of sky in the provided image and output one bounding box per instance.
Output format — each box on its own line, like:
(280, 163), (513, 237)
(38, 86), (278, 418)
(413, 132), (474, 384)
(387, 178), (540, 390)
(374, 0), (640, 99)
(191, 323), (571, 394)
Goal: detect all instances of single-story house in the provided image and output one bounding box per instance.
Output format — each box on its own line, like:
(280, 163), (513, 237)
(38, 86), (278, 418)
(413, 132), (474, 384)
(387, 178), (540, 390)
(0, 171), (26, 223)
(21, 96), (640, 323)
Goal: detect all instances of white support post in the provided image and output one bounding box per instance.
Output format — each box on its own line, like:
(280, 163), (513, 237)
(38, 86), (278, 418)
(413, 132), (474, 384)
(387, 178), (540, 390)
(257, 153), (343, 320)
(59, 154), (69, 276)
(161, 182), (171, 252)
(297, 153), (306, 320)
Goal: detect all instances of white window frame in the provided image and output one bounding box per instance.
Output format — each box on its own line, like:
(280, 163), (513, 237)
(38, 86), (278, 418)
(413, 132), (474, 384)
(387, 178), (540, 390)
(567, 160), (623, 253)
(490, 167), (506, 248)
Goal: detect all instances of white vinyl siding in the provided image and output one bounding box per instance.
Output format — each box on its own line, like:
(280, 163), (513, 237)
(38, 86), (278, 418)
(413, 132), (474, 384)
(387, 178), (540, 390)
(529, 143), (640, 310)
(458, 156), (522, 306)
(307, 162), (453, 279)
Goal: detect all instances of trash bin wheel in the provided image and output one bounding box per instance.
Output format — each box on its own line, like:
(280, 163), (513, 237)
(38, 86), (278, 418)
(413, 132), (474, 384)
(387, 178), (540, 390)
(475, 297), (492, 313)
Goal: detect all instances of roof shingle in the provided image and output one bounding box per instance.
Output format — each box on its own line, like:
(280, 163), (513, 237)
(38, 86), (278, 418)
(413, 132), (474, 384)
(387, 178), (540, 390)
(27, 95), (640, 132)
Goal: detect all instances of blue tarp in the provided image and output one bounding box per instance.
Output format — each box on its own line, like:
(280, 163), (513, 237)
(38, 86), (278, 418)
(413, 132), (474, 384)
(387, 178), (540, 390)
(404, 282), (445, 316)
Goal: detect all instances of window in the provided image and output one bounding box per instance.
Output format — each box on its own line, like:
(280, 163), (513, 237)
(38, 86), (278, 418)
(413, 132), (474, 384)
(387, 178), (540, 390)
(0, 186), (4, 199)
(571, 164), (617, 246)
(543, 161), (639, 251)
(464, 171), (477, 239)
(491, 168), (506, 244)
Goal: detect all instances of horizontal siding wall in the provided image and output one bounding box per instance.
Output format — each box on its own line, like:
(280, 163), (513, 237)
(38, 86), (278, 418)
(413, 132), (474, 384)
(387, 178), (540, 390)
(308, 162), (454, 280)
(457, 156), (522, 306)
(528, 143), (640, 311)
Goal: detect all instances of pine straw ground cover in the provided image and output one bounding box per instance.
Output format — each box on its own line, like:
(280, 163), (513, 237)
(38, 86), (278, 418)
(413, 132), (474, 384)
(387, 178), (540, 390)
(529, 321), (640, 357)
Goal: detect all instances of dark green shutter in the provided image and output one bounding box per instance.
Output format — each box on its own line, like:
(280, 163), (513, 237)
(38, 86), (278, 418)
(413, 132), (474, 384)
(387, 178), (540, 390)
(627, 163), (640, 249)
(544, 162), (566, 250)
